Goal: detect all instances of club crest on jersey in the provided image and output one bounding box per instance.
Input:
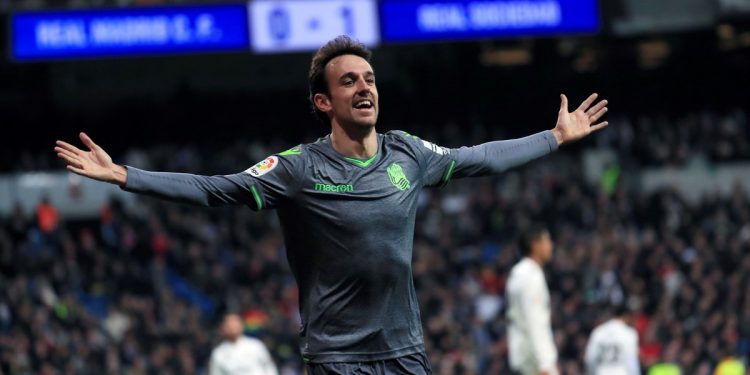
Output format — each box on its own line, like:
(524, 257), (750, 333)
(246, 156), (278, 177)
(387, 163), (411, 191)
(421, 140), (449, 155)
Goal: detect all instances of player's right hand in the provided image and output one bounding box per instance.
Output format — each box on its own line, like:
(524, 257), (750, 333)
(55, 132), (127, 186)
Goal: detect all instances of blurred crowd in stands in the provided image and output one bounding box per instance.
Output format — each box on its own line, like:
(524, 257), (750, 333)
(1, 112), (750, 374)
(7, 108), (749, 174)
(598, 109), (749, 167)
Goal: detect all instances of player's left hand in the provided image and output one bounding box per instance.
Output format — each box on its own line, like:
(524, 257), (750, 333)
(551, 93), (608, 145)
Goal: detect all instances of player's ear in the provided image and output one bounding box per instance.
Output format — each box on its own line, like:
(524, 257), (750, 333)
(313, 93), (332, 113)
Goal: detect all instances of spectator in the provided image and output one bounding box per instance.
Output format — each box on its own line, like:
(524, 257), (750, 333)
(35, 196), (58, 234)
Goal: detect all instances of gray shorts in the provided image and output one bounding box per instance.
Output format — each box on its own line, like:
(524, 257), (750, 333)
(306, 352), (432, 375)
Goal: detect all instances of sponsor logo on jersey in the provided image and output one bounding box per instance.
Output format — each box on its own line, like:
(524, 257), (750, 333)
(245, 155), (278, 177)
(314, 183), (354, 193)
(387, 163), (411, 191)
(421, 140), (449, 155)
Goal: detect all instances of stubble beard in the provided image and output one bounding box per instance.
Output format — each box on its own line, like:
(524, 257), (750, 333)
(342, 114), (377, 138)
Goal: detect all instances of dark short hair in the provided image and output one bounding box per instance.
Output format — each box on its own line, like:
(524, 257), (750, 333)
(518, 224), (548, 256)
(611, 302), (630, 317)
(308, 35), (372, 125)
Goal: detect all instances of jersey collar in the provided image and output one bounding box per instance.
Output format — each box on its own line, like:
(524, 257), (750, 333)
(323, 134), (383, 168)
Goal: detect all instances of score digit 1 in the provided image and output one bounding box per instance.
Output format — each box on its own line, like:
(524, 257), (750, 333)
(341, 6), (354, 35)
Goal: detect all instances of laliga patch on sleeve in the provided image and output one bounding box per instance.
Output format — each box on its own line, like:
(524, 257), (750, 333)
(421, 140), (449, 155)
(245, 155), (278, 177)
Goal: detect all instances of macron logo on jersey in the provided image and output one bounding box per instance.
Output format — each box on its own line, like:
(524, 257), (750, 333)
(314, 183), (354, 193)
(246, 155), (278, 177)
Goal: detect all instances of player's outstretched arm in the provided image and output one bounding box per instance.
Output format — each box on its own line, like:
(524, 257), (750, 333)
(55, 132), (128, 186)
(54, 132), (263, 208)
(550, 93), (608, 146)
(423, 93), (609, 183)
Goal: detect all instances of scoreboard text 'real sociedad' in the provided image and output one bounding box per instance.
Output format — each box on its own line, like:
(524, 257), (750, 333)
(380, 0), (599, 42)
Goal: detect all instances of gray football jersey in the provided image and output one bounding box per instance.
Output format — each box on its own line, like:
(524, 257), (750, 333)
(123, 129), (558, 363)
(252, 131), (456, 362)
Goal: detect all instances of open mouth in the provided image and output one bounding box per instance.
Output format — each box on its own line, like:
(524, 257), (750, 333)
(353, 99), (374, 112)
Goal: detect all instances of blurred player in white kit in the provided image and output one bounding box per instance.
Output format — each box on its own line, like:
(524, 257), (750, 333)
(584, 304), (640, 375)
(209, 313), (279, 375)
(506, 225), (558, 375)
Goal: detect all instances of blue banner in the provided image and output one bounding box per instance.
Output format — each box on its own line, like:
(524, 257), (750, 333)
(380, 0), (599, 43)
(11, 4), (250, 61)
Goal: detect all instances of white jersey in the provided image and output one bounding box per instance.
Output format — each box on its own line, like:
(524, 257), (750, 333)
(584, 319), (640, 375)
(506, 257), (558, 375)
(209, 336), (279, 375)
